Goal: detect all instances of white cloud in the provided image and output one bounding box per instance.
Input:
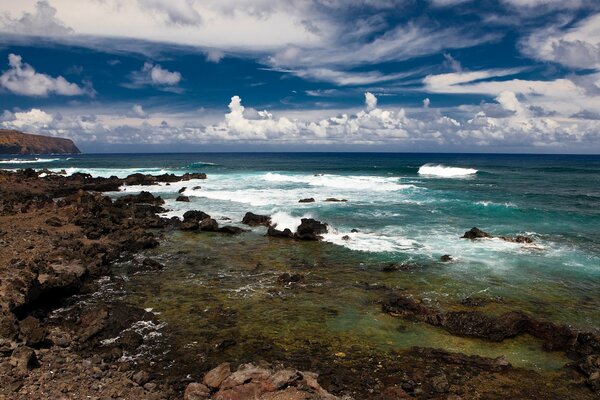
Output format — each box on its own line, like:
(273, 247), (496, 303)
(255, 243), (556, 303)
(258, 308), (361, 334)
(423, 98), (430, 108)
(0, 53), (92, 97)
(365, 92), (377, 111)
(520, 13), (600, 69)
(127, 62), (182, 90)
(130, 104), (148, 119)
(0, 0), (72, 36)
(4, 92), (599, 151)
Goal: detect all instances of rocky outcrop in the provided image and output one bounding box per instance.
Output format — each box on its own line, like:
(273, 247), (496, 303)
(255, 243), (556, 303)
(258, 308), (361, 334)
(0, 130), (80, 154)
(382, 294), (600, 390)
(461, 227), (534, 243)
(242, 212), (271, 227)
(266, 218), (328, 241)
(184, 362), (339, 400)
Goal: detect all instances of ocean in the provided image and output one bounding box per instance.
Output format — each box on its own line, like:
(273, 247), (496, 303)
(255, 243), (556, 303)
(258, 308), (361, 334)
(3, 152), (599, 370)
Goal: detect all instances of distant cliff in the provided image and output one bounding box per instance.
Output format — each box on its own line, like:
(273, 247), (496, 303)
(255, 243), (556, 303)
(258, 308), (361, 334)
(0, 130), (80, 154)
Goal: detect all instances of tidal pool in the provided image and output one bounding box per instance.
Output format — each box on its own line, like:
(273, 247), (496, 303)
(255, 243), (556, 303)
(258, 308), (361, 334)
(106, 229), (600, 376)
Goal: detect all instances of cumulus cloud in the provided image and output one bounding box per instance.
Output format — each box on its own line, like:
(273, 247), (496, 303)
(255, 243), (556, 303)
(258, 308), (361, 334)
(3, 92), (598, 151)
(0, 54), (93, 97)
(129, 104), (148, 119)
(0, 0), (72, 36)
(127, 62), (182, 90)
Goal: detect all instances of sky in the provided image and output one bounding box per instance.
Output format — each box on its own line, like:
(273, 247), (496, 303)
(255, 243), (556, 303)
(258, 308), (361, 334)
(0, 0), (600, 153)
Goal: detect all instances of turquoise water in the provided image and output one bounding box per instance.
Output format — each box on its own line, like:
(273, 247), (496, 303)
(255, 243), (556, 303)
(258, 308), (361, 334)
(3, 152), (600, 332)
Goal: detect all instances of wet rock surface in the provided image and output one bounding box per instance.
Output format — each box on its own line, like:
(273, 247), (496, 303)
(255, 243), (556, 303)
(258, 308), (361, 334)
(461, 227), (534, 244)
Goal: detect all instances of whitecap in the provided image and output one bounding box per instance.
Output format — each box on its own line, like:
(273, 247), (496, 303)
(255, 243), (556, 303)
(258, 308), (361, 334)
(262, 172), (412, 191)
(418, 164), (477, 177)
(0, 157), (61, 164)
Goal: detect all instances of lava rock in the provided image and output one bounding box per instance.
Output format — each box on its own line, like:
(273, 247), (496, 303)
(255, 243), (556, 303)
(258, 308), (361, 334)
(295, 218), (328, 241)
(241, 212), (271, 227)
(298, 198), (315, 203)
(461, 227), (492, 239)
(176, 195), (190, 202)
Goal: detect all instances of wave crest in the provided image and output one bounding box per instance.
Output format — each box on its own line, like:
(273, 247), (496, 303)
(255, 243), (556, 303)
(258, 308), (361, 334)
(418, 164), (477, 177)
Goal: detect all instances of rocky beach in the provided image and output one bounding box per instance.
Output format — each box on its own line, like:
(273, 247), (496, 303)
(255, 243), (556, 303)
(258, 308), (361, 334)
(0, 167), (598, 399)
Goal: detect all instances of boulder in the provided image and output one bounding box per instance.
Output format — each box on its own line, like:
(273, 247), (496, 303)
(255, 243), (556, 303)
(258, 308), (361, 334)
(176, 195), (190, 202)
(10, 346), (38, 373)
(178, 187), (187, 193)
(183, 210), (211, 222)
(440, 255), (453, 262)
(266, 227), (294, 239)
(298, 198), (315, 203)
(18, 316), (46, 346)
(242, 212), (271, 227)
(184, 383), (211, 400)
(203, 362), (232, 388)
(295, 218), (327, 241)
(199, 218), (219, 232)
(461, 227), (492, 239)
(324, 198), (347, 202)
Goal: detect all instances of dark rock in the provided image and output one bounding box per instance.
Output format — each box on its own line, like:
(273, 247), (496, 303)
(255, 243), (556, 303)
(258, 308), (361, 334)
(10, 346), (38, 372)
(295, 218), (328, 240)
(298, 198), (315, 203)
(241, 212), (270, 227)
(440, 255), (453, 262)
(350, 229), (359, 233)
(199, 218), (219, 232)
(119, 330), (144, 350)
(218, 226), (248, 235)
(180, 220), (199, 231)
(132, 370), (150, 385)
(192, 186), (202, 190)
(142, 258), (165, 271)
(324, 198), (347, 202)
(183, 210), (211, 222)
(382, 263), (414, 272)
(501, 235), (534, 244)
(278, 273), (305, 285)
(18, 316), (46, 346)
(176, 195), (190, 202)
(342, 235), (350, 240)
(114, 191), (165, 206)
(266, 227), (294, 239)
(461, 227), (492, 239)
(45, 216), (63, 227)
(178, 187), (187, 193)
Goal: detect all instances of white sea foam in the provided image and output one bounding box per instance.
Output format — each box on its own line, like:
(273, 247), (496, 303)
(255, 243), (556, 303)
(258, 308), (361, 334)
(0, 157), (62, 164)
(189, 161), (219, 166)
(262, 172), (412, 191)
(418, 164), (477, 177)
(52, 167), (176, 178)
(322, 230), (417, 253)
(270, 211), (312, 231)
(475, 201), (517, 208)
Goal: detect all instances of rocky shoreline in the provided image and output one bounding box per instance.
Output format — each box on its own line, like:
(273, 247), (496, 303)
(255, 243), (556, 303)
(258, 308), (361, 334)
(0, 168), (598, 399)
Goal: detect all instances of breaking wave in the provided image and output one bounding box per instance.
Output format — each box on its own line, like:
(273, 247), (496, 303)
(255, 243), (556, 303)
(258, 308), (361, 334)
(418, 164), (478, 177)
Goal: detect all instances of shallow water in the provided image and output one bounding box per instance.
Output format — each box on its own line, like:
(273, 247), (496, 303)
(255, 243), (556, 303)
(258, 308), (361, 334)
(112, 230), (582, 372)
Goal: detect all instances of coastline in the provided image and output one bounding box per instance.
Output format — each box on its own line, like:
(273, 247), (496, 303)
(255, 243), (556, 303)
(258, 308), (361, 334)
(0, 168), (598, 399)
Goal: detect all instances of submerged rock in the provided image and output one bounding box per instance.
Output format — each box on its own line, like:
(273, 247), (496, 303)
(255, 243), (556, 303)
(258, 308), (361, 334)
(218, 226), (248, 235)
(440, 255), (453, 262)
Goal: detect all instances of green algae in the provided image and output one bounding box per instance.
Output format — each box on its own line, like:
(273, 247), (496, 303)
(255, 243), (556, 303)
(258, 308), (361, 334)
(107, 230), (599, 375)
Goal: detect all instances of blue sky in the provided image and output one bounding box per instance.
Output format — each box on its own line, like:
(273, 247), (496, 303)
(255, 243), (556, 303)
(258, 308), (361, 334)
(1, 0), (600, 153)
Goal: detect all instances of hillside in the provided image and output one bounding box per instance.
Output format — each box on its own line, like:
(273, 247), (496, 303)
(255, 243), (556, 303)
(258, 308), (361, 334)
(0, 129), (80, 154)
